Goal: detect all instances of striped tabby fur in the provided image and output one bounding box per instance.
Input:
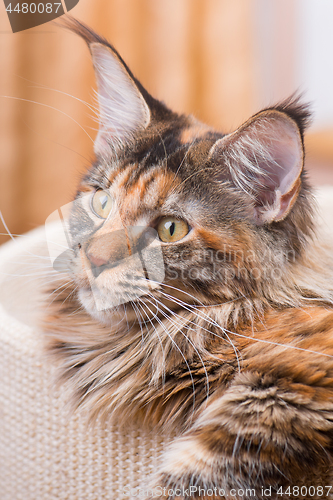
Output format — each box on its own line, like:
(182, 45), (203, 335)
(43, 18), (333, 499)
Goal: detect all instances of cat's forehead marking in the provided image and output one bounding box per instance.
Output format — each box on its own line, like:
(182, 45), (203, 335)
(112, 163), (138, 190)
(142, 169), (179, 206)
(117, 169), (181, 222)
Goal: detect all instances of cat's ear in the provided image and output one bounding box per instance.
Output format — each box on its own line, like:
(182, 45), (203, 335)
(210, 105), (309, 224)
(90, 43), (150, 157)
(58, 17), (151, 157)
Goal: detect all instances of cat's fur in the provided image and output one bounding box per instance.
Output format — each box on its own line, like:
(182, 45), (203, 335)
(43, 18), (333, 499)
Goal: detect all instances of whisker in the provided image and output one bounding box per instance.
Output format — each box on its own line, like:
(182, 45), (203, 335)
(170, 165), (215, 197)
(131, 301), (147, 345)
(161, 287), (333, 359)
(46, 280), (76, 307)
(155, 288), (242, 371)
(168, 135), (200, 195)
(0, 210), (15, 242)
(58, 284), (80, 310)
(15, 74), (99, 114)
(141, 291), (210, 401)
(137, 295), (197, 417)
(0, 95), (94, 143)
(156, 131), (169, 167)
(136, 299), (167, 384)
(65, 303), (86, 317)
(224, 327), (333, 359)
(29, 84), (99, 115)
(143, 276), (333, 360)
(0, 231), (72, 252)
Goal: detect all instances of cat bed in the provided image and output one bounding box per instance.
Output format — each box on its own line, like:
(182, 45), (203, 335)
(0, 185), (333, 500)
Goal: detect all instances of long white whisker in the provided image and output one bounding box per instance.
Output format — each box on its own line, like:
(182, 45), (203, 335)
(131, 301), (147, 345)
(29, 85), (99, 114)
(160, 289), (333, 360)
(156, 288), (242, 371)
(136, 299), (167, 385)
(224, 327), (333, 359)
(147, 276), (333, 360)
(15, 74), (99, 115)
(0, 210), (15, 242)
(142, 291), (210, 400)
(137, 296), (197, 415)
(46, 280), (75, 307)
(0, 95), (94, 143)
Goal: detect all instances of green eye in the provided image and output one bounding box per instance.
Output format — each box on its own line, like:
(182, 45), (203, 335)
(91, 190), (113, 219)
(157, 217), (189, 243)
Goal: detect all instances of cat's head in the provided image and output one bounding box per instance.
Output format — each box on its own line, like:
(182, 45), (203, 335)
(59, 18), (313, 326)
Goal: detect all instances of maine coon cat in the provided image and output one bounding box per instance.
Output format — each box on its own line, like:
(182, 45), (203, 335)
(44, 17), (333, 499)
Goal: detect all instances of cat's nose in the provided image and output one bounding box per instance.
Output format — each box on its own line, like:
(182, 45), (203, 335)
(86, 251), (110, 278)
(86, 252), (108, 268)
(85, 229), (130, 275)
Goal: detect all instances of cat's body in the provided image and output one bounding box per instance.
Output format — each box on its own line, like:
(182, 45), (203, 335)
(43, 18), (333, 499)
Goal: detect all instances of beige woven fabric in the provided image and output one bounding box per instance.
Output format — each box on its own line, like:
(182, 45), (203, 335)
(0, 186), (333, 500)
(0, 227), (172, 500)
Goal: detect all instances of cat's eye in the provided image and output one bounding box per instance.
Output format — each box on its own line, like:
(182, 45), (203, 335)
(91, 190), (113, 219)
(157, 217), (189, 243)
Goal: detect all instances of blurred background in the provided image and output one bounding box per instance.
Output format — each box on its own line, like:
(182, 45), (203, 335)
(0, 0), (333, 244)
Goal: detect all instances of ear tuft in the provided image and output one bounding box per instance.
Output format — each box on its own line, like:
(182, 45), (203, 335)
(210, 105), (308, 224)
(268, 95), (312, 141)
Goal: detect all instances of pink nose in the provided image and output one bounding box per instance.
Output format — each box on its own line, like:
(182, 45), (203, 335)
(87, 252), (108, 268)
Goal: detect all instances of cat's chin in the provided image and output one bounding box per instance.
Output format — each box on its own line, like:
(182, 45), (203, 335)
(77, 287), (130, 326)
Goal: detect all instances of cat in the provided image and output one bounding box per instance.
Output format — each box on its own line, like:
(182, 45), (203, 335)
(43, 17), (333, 500)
